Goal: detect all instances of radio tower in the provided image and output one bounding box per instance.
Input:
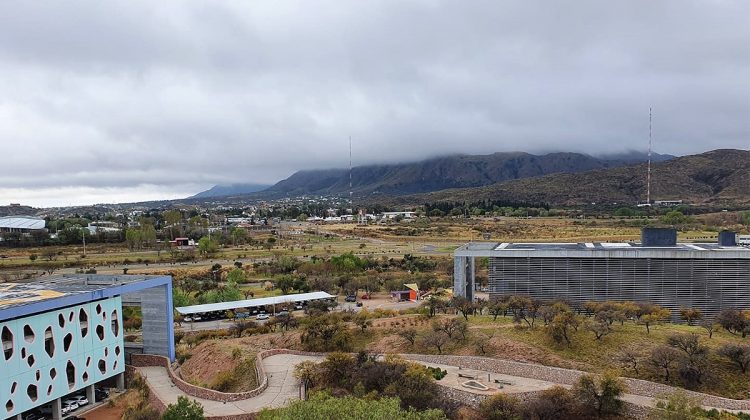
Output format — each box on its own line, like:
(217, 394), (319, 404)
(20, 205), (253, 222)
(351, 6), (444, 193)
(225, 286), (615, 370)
(349, 136), (353, 209)
(647, 107), (652, 206)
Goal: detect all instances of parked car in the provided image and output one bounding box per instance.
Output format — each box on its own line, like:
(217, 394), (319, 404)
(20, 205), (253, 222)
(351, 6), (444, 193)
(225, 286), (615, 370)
(71, 395), (88, 406)
(360, 294), (371, 299)
(356, 302), (363, 307)
(235, 312), (249, 319)
(256, 313), (270, 320)
(294, 304), (304, 310)
(61, 400), (79, 415)
(345, 295), (357, 302)
(277, 311), (289, 317)
(94, 388), (110, 401)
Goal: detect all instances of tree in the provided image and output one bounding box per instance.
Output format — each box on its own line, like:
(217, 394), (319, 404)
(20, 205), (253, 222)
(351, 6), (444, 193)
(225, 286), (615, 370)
(257, 393), (446, 420)
(638, 308), (671, 334)
(548, 311), (579, 346)
(649, 390), (705, 420)
(354, 311), (373, 332)
(650, 346), (681, 382)
(399, 329), (418, 346)
(293, 360), (319, 388)
(422, 331), (450, 354)
(276, 275), (295, 294)
(226, 268), (247, 285)
(432, 318), (467, 341)
(474, 331), (494, 355)
(478, 393), (520, 420)
(679, 308), (703, 326)
(616, 348), (642, 375)
(573, 373), (626, 417)
(522, 386), (576, 420)
(198, 236), (218, 256)
(718, 344), (750, 374)
(275, 313), (299, 332)
(451, 297), (474, 320)
(716, 309), (749, 337)
(487, 299), (509, 321)
(699, 319), (717, 339)
(162, 396), (205, 420)
(390, 365), (440, 411)
(300, 315), (351, 352)
(163, 210), (183, 239)
(666, 333), (709, 363)
(585, 319), (612, 341)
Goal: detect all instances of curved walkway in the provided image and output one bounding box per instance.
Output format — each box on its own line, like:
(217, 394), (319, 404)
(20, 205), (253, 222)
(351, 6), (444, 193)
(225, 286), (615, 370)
(136, 353), (322, 417)
(136, 351), (749, 417)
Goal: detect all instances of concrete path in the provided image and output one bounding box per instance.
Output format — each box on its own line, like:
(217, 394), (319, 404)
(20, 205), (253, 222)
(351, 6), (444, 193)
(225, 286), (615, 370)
(138, 352), (747, 416)
(136, 353), (322, 416)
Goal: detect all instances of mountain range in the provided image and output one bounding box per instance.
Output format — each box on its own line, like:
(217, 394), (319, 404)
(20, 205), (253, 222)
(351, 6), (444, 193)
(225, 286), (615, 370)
(393, 149), (749, 208)
(192, 151), (674, 199)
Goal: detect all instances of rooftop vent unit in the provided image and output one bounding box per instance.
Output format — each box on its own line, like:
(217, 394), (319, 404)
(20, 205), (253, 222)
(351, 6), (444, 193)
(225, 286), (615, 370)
(718, 231), (737, 247)
(641, 227), (677, 247)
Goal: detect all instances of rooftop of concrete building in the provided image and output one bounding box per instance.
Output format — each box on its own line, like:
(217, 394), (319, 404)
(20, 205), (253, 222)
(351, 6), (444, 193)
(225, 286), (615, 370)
(0, 274), (171, 320)
(454, 241), (750, 257)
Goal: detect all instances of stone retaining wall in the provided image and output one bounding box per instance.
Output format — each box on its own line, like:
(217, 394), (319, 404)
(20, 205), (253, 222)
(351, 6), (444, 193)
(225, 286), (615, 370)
(401, 353), (750, 411)
(131, 353), (268, 402)
(130, 349), (322, 403)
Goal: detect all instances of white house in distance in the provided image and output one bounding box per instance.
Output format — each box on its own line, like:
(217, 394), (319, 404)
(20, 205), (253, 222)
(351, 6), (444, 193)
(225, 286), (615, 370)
(381, 211), (416, 220)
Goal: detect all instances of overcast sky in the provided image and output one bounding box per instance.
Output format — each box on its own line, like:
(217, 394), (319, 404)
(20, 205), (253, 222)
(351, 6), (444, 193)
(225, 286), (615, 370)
(1, 1), (748, 207)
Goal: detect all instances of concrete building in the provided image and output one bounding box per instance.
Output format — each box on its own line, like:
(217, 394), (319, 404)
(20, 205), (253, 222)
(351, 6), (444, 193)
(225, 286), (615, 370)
(0, 275), (174, 419)
(453, 229), (750, 320)
(0, 216), (46, 234)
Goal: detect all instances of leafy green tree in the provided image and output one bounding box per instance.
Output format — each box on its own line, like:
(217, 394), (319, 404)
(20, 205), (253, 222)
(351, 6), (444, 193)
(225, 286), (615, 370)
(660, 210), (692, 226)
(330, 252), (365, 272)
(649, 390), (705, 420)
(258, 392), (446, 420)
(388, 365), (440, 411)
(573, 373), (626, 417)
(231, 227), (247, 245)
(198, 236), (218, 256)
(173, 289), (194, 308)
(276, 275), (295, 294)
(162, 396), (205, 420)
(226, 268), (247, 284)
(163, 210), (183, 239)
(478, 393), (521, 420)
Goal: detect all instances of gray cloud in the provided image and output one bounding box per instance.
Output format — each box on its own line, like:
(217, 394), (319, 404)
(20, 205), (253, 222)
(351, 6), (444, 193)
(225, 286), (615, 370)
(0, 0), (748, 206)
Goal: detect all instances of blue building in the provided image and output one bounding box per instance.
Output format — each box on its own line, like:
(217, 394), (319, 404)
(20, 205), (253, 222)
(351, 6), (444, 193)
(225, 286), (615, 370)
(1, 275), (174, 420)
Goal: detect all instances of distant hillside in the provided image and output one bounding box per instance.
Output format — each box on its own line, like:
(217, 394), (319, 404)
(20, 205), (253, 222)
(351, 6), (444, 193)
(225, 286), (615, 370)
(400, 149), (749, 207)
(0, 205), (38, 217)
(190, 183), (271, 199)
(259, 151), (673, 198)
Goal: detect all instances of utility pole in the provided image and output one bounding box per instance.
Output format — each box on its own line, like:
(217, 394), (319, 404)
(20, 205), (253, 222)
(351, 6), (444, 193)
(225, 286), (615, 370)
(647, 106), (652, 206)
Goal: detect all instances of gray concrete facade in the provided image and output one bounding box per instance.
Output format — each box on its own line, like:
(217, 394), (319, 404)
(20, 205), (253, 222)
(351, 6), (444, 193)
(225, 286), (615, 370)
(124, 283), (174, 359)
(453, 240), (750, 320)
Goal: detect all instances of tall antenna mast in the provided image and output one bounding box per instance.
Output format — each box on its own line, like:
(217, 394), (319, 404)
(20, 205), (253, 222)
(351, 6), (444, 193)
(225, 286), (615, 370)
(349, 136), (353, 210)
(647, 107), (652, 205)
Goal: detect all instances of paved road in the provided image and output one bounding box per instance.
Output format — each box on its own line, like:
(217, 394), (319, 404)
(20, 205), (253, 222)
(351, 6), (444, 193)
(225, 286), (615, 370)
(137, 353), (322, 416)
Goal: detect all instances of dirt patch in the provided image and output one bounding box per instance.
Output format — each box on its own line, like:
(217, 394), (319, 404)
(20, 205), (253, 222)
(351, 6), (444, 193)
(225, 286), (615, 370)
(238, 330), (303, 350)
(365, 334), (411, 353)
(371, 315), (430, 330)
(180, 341), (243, 387)
(487, 337), (585, 370)
(80, 404), (123, 420)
